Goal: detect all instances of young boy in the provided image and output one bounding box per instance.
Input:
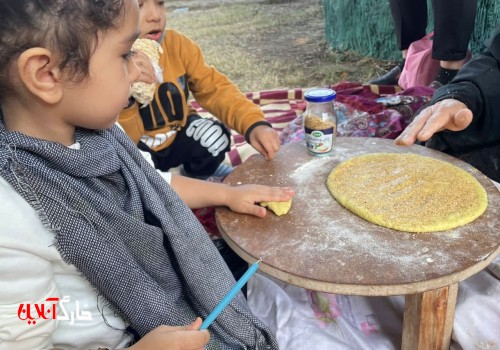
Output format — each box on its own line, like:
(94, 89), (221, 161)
(395, 25), (500, 183)
(0, 0), (285, 348)
(119, 0), (280, 179)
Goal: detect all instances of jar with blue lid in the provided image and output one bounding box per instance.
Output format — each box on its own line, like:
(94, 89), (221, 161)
(303, 88), (337, 156)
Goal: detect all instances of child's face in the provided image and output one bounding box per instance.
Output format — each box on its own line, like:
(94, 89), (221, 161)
(61, 1), (141, 131)
(138, 0), (167, 42)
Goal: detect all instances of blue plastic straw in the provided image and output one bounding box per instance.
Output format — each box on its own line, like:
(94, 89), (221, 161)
(200, 258), (262, 330)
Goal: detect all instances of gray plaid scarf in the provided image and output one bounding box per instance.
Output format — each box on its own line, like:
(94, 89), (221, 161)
(0, 114), (278, 350)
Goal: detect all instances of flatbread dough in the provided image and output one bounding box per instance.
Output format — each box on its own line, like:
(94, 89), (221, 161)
(261, 199), (292, 216)
(326, 153), (488, 232)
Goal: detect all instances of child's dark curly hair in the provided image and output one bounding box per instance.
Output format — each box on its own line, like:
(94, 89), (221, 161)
(0, 0), (127, 98)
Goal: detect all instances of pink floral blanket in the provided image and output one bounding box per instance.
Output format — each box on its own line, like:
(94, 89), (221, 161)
(191, 82), (433, 167)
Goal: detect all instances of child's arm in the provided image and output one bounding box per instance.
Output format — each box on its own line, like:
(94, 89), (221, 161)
(127, 318), (210, 350)
(170, 175), (295, 217)
(125, 132), (291, 216)
(172, 31), (281, 160)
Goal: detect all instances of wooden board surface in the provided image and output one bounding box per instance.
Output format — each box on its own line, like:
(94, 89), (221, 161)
(215, 138), (500, 295)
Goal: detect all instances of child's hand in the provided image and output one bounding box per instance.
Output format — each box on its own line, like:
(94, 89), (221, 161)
(128, 318), (210, 350)
(248, 125), (280, 160)
(395, 99), (473, 146)
(224, 185), (295, 217)
(132, 50), (158, 85)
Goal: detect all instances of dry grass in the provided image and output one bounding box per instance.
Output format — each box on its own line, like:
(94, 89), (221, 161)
(166, 0), (391, 92)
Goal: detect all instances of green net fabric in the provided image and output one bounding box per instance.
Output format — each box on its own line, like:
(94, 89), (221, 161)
(324, 0), (500, 60)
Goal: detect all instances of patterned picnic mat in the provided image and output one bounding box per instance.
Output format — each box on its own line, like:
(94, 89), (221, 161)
(191, 83), (434, 168)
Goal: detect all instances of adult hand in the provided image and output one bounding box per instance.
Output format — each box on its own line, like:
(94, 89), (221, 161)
(224, 185), (295, 217)
(249, 125), (280, 160)
(394, 99), (473, 146)
(128, 318), (210, 350)
(132, 50), (157, 84)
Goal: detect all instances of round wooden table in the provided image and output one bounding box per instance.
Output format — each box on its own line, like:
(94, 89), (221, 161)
(216, 137), (500, 350)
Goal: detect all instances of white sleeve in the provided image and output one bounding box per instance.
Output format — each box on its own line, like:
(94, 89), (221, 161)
(115, 122), (172, 184)
(0, 179), (132, 350)
(0, 178), (60, 350)
(138, 146), (172, 184)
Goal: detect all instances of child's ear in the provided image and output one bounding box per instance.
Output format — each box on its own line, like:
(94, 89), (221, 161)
(17, 48), (63, 104)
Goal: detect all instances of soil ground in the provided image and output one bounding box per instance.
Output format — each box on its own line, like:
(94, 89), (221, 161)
(166, 0), (394, 92)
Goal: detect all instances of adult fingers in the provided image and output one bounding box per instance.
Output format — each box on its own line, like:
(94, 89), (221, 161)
(449, 108), (473, 131)
(394, 106), (434, 146)
(415, 106), (472, 141)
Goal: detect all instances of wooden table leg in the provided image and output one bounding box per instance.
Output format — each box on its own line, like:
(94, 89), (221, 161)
(401, 283), (458, 350)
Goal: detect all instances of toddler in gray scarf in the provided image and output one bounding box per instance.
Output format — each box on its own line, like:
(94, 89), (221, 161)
(0, 0), (292, 349)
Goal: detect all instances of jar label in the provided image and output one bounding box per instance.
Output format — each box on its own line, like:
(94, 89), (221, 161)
(305, 126), (335, 154)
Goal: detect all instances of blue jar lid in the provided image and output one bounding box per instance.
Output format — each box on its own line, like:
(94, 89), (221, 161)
(304, 88), (336, 102)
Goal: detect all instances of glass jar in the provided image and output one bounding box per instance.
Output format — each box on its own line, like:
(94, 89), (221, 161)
(303, 88), (337, 156)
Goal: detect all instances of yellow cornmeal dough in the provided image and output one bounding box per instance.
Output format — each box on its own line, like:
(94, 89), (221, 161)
(326, 153), (488, 232)
(261, 199), (292, 216)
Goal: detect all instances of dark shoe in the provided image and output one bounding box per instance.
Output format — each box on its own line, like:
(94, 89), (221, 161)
(429, 80), (443, 89)
(434, 67), (459, 86)
(368, 66), (402, 86)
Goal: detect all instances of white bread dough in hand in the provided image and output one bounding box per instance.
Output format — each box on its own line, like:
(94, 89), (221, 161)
(131, 38), (163, 106)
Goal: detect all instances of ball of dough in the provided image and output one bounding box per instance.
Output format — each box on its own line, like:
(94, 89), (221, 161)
(260, 199), (292, 216)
